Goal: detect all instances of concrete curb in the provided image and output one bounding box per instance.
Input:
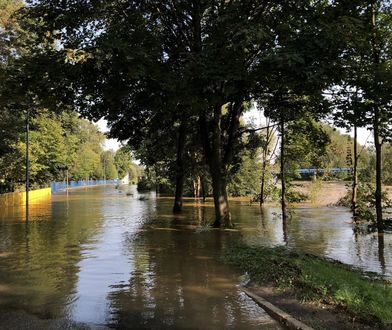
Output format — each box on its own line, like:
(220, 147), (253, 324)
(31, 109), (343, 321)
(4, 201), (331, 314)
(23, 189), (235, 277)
(242, 287), (314, 330)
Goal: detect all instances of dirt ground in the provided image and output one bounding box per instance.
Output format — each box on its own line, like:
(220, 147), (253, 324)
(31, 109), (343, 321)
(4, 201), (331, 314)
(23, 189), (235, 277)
(292, 181), (392, 207)
(292, 181), (348, 206)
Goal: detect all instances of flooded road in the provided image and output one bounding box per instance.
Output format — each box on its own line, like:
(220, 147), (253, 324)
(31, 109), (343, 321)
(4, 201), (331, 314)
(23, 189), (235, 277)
(0, 185), (391, 328)
(0, 186), (281, 329)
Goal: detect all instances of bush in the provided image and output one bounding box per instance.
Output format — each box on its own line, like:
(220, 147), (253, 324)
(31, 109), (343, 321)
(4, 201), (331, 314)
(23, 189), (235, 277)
(137, 178), (153, 192)
(336, 182), (392, 223)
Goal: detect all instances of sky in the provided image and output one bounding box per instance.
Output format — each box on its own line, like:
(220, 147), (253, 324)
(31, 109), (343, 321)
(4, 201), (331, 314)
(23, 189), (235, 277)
(97, 119), (121, 151)
(243, 106), (374, 147)
(97, 107), (374, 152)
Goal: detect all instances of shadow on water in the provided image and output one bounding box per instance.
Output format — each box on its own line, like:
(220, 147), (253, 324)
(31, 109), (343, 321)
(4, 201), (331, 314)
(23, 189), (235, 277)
(103, 196), (278, 329)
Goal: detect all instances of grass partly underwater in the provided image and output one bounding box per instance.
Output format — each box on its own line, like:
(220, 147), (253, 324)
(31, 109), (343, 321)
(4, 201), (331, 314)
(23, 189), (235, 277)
(222, 245), (392, 327)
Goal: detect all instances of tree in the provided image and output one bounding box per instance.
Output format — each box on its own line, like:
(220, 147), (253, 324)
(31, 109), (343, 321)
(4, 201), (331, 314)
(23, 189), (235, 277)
(331, 1), (392, 230)
(366, 0), (392, 231)
(0, 0), (25, 191)
(19, 0), (368, 227)
(69, 120), (105, 181)
(332, 87), (369, 217)
(101, 150), (118, 180)
(114, 146), (133, 180)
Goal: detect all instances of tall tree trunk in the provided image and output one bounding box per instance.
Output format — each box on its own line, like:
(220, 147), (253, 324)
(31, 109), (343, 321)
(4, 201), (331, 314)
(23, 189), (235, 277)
(173, 122), (186, 213)
(352, 123), (358, 219)
(155, 168), (159, 195)
(200, 100), (241, 227)
(200, 176), (206, 202)
(210, 168), (231, 227)
(211, 105), (232, 227)
(194, 176), (201, 197)
(371, 0), (383, 232)
(260, 123), (270, 207)
(261, 123), (278, 207)
(374, 108), (383, 232)
(260, 159), (267, 206)
(200, 106), (232, 228)
(280, 115), (287, 221)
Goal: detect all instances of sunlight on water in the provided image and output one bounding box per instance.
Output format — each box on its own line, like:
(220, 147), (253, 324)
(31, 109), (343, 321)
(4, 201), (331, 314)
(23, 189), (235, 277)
(0, 186), (281, 329)
(0, 185), (390, 328)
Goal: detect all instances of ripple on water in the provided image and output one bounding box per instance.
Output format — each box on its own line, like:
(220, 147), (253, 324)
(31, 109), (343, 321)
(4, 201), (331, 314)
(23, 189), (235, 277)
(0, 186), (389, 328)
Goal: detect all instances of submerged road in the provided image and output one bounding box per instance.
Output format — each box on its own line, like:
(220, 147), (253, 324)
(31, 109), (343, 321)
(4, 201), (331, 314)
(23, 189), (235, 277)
(0, 186), (281, 329)
(0, 185), (390, 328)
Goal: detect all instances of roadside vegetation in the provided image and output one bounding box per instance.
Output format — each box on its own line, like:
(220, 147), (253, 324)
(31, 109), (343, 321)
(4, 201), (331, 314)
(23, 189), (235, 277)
(222, 245), (392, 327)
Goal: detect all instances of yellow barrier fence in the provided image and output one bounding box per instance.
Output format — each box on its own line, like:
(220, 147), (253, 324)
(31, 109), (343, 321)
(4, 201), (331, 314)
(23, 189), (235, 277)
(0, 188), (51, 207)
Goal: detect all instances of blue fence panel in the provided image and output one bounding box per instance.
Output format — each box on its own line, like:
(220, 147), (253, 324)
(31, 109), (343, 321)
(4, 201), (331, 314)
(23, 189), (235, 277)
(297, 168), (353, 175)
(51, 179), (119, 193)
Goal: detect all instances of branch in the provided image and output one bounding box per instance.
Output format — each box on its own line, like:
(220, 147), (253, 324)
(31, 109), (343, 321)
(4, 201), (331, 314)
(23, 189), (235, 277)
(239, 122), (279, 135)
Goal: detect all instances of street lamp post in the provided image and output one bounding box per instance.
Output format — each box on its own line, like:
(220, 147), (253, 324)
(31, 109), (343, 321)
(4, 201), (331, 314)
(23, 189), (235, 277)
(25, 108), (30, 223)
(103, 158), (106, 184)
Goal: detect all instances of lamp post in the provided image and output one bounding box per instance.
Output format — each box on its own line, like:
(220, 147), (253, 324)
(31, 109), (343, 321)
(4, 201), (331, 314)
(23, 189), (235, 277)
(103, 158), (106, 184)
(25, 108), (30, 223)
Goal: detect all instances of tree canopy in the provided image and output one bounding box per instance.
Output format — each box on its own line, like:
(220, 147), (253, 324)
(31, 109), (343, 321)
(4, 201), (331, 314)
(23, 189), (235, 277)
(1, 0), (391, 229)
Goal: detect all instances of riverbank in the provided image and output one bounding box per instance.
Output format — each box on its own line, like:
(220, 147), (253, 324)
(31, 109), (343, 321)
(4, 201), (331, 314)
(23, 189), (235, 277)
(222, 245), (392, 329)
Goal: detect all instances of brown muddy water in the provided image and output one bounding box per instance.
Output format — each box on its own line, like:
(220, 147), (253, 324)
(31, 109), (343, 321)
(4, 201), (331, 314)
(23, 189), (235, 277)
(0, 185), (390, 329)
(0, 186), (281, 329)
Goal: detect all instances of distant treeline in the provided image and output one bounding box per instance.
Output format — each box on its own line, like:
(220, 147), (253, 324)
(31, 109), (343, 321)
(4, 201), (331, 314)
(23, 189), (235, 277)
(0, 110), (141, 193)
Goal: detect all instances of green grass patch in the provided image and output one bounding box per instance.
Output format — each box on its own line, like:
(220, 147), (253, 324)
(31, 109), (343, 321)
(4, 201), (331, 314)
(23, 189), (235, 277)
(222, 245), (392, 326)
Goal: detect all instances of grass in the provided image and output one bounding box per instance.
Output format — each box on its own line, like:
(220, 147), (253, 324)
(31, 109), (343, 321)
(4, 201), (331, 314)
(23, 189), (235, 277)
(222, 245), (392, 326)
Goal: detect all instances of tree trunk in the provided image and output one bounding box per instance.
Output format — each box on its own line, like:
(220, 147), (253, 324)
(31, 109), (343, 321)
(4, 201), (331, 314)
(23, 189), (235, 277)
(201, 176), (206, 202)
(260, 123), (271, 206)
(173, 122), (186, 213)
(280, 115), (287, 221)
(374, 108), (383, 232)
(371, 0), (383, 232)
(155, 168), (159, 195)
(200, 105), (233, 227)
(193, 180), (197, 197)
(352, 124), (358, 219)
(260, 160), (267, 206)
(211, 104), (232, 228)
(199, 100), (242, 227)
(211, 168), (231, 228)
(194, 176), (200, 197)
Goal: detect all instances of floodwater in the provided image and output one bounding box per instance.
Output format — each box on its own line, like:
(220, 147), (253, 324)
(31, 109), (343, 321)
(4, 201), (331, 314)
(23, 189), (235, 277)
(0, 186), (391, 329)
(235, 204), (392, 278)
(0, 186), (281, 329)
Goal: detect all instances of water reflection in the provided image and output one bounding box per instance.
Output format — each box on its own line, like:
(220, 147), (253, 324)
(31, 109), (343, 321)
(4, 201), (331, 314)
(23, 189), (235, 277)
(106, 206), (276, 329)
(0, 190), (100, 320)
(236, 204), (392, 278)
(377, 234), (386, 275)
(0, 187), (280, 329)
(0, 186), (390, 329)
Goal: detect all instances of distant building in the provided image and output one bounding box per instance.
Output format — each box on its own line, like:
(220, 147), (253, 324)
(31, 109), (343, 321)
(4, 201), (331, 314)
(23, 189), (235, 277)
(120, 173), (129, 185)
